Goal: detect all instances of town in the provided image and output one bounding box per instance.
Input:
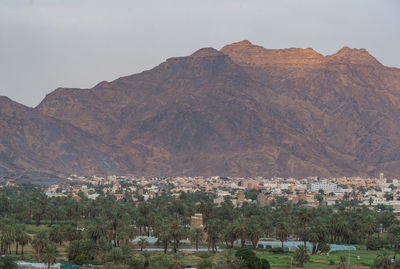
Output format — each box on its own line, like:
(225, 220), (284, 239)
(22, 173), (400, 210)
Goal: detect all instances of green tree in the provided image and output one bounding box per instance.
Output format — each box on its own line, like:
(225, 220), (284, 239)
(105, 247), (124, 266)
(0, 256), (17, 269)
(388, 225), (400, 259)
(294, 245), (310, 267)
(138, 238), (148, 251)
(17, 232), (30, 260)
(372, 250), (391, 269)
(247, 221), (263, 249)
(190, 228), (204, 251)
(276, 222), (290, 248)
(168, 253), (183, 269)
(337, 256), (346, 269)
(233, 218), (247, 248)
(235, 248), (262, 269)
(49, 225), (64, 246)
(159, 226), (171, 254)
(41, 243), (58, 269)
(363, 216), (377, 250)
(314, 193), (324, 206)
(31, 231), (49, 262)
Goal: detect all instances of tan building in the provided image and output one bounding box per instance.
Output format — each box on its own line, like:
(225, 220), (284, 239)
(237, 190), (245, 205)
(190, 213), (204, 230)
(257, 193), (268, 206)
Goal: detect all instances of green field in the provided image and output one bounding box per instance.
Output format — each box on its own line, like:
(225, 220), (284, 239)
(7, 224), (387, 268)
(256, 249), (378, 268)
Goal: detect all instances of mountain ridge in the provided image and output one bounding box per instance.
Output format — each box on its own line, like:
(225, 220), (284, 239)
(2, 41), (400, 182)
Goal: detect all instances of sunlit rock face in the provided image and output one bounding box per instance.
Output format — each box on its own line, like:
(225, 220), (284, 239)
(2, 41), (400, 181)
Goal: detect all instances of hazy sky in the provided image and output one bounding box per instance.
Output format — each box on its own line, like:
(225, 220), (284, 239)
(1, 0), (399, 107)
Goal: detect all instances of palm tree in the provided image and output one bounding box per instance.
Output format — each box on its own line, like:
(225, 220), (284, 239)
(141, 251), (152, 269)
(294, 245), (310, 267)
(190, 228), (204, 250)
(86, 219), (107, 243)
(388, 225), (400, 259)
(138, 238), (148, 251)
(41, 243), (58, 269)
(18, 233), (30, 260)
(247, 223), (263, 249)
(308, 230), (319, 254)
(168, 253), (183, 269)
(337, 256), (346, 269)
(363, 216), (377, 250)
(170, 221), (185, 253)
(372, 250), (391, 269)
(67, 240), (83, 261)
(233, 218), (247, 248)
(82, 239), (99, 260)
(221, 249), (235, 269)
(276, 222), (290, 248)
(31, 231), (49, 262)
(0, 223), (15, 255)
(223, 224), (237, 248)
(159, 226), (171, 254)
(49, 225), (64, 246)
(297, 209), (312, 247)
(14, 224), (26, 255)
(105, 247), (124, 266)
(204, 220), (221, 252)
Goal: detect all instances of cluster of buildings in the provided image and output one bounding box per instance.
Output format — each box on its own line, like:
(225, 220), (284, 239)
(31, 173), (400, 210)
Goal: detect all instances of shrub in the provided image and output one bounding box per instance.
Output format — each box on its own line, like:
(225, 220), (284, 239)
(269, 247), (285, 254)
(317, 242), (330, 254)
(261, 258), (270, 269)
(235, 248), (262, 269)
(368, 236), (387, 250)
(0, 256), (17, 269)
(293, 245), (310, 267)
(74, 254), (89, 265)
(198, 259), (213, 269)
(196, 252), (213, 259)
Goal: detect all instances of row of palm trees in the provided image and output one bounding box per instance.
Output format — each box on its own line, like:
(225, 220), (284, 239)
(1, 184), (400, 267)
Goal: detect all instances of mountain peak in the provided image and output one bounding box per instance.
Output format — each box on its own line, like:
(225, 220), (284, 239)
(190, 47), (224, 58)
(231, 40), (253, 46)
(221, 41), (324, 66)
(328, 46), (381, 66)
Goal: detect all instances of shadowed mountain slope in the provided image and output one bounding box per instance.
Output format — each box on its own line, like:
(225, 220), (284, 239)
(2, 41), (400, 180)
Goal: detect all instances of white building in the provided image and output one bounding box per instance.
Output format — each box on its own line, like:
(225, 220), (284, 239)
(307, 182), (338, 193)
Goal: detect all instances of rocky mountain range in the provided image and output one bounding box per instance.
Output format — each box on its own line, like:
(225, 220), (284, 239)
(2, 40), (400, 182)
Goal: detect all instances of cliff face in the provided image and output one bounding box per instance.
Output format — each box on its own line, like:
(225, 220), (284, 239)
(2, 41), (400, 180)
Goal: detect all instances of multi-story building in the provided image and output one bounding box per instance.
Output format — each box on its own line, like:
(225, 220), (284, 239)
(307, 182), (338, 193)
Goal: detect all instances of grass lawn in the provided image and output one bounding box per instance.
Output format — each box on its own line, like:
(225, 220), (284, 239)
(256, 248), (380, 268)
(7, 224), (69, 262)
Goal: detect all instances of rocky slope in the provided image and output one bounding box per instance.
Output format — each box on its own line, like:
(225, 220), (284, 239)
(2, 41), (400, 180)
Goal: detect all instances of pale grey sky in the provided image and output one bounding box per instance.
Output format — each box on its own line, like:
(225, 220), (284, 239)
(0, 0), (399, 107)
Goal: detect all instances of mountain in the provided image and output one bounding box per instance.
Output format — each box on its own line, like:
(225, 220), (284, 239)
(2, 41), (400, 181)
